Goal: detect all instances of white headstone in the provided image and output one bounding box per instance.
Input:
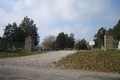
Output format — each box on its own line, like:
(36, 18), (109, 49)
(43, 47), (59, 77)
(12, 45), (14, 50)
(101, 45), (104, 50)
(118, 44), (120, 50)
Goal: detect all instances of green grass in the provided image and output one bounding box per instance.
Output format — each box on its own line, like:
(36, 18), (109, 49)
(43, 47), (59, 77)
(58, 50), (120, 73)
(0, 51), (45, 58)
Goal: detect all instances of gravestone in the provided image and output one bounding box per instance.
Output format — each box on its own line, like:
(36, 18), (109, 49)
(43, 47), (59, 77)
(104, 33), (113, 51)
(25, 36), (34, 51)
(101, 45), (104, 50)
(118, 41), (120, 50)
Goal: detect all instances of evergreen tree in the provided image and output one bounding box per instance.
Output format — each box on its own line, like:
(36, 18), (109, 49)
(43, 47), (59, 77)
(3, 16), (39, 45)
(19, 16), (39, 45)
(93, 27), (107, 48)
(56, 32), (66, 49)
(69, 33), (75, 48)
(112, 20), (120, 40)
(75, 39), (87, 50)
(3, 22), (17, 42)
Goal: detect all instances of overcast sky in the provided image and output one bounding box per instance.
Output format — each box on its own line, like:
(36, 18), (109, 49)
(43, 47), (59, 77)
(0, 0), (120, 43)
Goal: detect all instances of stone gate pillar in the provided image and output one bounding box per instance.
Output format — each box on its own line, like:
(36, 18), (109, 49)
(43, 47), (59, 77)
(104, 33), (113, 51)
(0, 37), (4, 51)
(25, 36), (34, 51)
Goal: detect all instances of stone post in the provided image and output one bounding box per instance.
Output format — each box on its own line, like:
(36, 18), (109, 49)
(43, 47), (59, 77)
(25, 36), (34, 51)
(0, 37), (4, 51)
(104, 33), (113, 51)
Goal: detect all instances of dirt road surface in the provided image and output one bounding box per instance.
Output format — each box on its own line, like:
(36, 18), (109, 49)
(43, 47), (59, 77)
(0, 51), (120, 80)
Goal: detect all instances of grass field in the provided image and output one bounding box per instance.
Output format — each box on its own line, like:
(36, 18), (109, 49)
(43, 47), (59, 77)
(58, 50), (120, 73)
(0, 51), (45, 58)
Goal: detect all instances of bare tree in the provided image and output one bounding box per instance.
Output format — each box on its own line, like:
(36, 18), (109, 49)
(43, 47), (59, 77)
(42, 35), (56, 50)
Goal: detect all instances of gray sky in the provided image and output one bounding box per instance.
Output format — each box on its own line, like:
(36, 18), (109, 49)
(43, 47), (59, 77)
(0, 0), (120, 43)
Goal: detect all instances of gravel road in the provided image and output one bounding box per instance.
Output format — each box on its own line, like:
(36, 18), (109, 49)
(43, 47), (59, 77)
(0, 51), (120, 80)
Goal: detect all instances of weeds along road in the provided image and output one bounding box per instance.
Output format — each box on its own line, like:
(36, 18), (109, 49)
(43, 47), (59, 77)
(0, 51), (120, 80)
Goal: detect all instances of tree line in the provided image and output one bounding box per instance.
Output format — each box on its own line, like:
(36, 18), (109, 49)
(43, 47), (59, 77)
(42, 32), (75, 50)
(2, 16), (120, 50)
(2, 16), (39, 45)
(1, 16), (88, 50)
(94, 20), (120, 48)
(42, 32), (87, 50)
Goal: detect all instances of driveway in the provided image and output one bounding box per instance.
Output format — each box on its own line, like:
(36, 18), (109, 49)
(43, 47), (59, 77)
(0, 51), (120, 80)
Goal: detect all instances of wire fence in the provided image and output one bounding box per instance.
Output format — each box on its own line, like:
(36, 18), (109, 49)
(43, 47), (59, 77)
(4, 42), (25, 51)
(113, 40), (120, 50)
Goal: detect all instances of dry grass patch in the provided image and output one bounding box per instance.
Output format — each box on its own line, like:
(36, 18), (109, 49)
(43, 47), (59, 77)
(57, 50), (120, 73)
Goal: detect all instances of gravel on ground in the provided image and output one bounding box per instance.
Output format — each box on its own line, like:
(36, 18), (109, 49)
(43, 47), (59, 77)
(0, 51), (120, 80)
